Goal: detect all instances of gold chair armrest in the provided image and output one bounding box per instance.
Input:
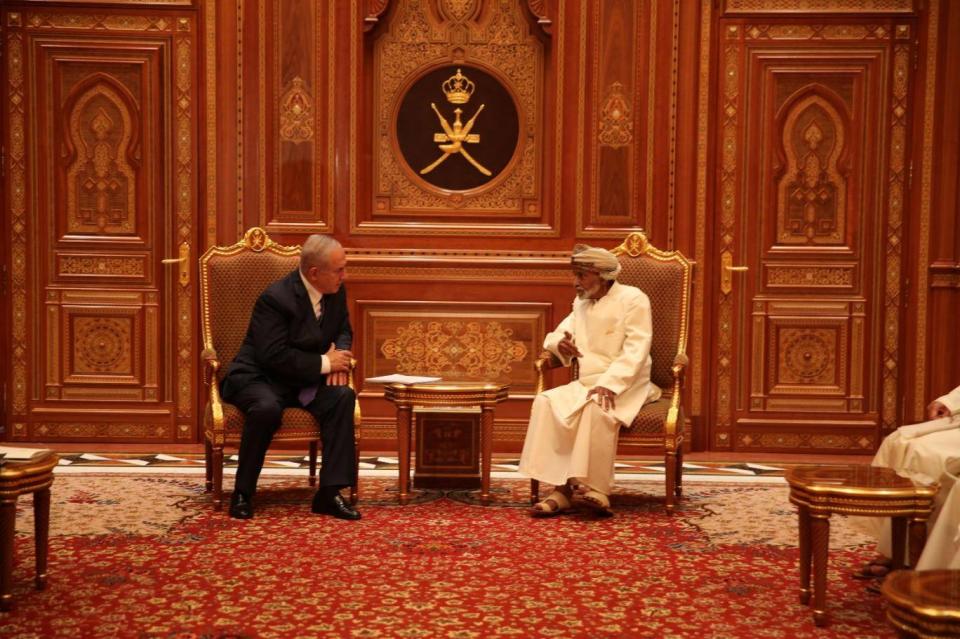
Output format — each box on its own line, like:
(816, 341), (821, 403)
(347, 358), (362, 428)
(200, 347), (221, 385)
(534, 351), (565, 394)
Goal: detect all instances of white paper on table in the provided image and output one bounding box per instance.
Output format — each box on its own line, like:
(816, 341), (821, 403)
(0, 446), (50, 460)
(365, 374), (442, 384)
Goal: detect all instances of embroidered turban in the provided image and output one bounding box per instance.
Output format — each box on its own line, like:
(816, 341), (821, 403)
(571, 244), (621, 280)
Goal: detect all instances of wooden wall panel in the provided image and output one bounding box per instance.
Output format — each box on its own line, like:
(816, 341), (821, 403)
(2, 7), (199, 442)
(358, 301), (546, 393)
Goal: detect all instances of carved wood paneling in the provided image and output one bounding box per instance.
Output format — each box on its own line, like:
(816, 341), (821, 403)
(255, 0), (334, 234)
(360, 0), (550, 235)
(3, 7), (197, 442)
(358, 301), (547, 395)
(714, 16), (913, 451)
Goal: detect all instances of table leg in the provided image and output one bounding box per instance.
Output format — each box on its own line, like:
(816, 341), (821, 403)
(908, 517), (928, 568)
(397, 406), (412, 505)
(891, 516), (907, 570)
(34, 488), (51, 590)
(480, 407), (493, 506)
(798, 504), (811, 605)
(0, 499), (15, 611)
(811, 512), (830, 627)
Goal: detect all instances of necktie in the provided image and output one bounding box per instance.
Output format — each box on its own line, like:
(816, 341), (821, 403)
(299, 384), (318, 407)
(300, 297), (323, 405)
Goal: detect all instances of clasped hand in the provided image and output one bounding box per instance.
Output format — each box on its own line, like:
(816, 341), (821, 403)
(326, 343), (353, 386)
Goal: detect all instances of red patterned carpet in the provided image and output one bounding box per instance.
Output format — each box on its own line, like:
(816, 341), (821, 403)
(6, 475), (894, 638)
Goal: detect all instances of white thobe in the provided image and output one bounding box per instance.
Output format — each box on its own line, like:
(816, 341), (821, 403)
(518, 282), (661, 494)
(859, 385), (960, 569)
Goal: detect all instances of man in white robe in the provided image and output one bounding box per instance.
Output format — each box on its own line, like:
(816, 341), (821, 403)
(858, 384), (960, 575)
(519, 244), (660, 516)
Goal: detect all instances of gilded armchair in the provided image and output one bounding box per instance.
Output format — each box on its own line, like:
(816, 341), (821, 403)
(532, 230), (692, 513)
(198, 227), (360, 510)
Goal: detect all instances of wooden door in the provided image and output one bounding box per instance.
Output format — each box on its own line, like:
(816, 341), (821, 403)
(711, 19), (916, 452)
(2, 8), (198, 443)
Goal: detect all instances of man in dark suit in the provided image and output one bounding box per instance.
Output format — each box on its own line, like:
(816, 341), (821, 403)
(220, 234), (360, 520)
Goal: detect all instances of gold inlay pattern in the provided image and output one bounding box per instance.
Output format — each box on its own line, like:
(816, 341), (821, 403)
(8, 31), (27, 413)
(726, 0), (914, 13)
(881, 43), (909, 431)
(914, 3), (939, 418)
(777, 94), (846, 245)
(598, 81), (633, 149)
(381, 321), (528, 378)
(174, 30), (193, 424)
(67, 84), (136, 234)
(279, 76), (314, 143)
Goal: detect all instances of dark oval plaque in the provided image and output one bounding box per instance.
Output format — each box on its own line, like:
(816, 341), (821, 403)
(396, 65), (520, 192)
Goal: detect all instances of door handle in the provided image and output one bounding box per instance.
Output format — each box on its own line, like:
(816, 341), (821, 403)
(721, 250), (748, 295)
(162, 242), (190, 287)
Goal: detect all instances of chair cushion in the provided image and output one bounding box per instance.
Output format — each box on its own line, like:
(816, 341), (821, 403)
(623, 398), (671, 435)
(209, 402), (322, 441)
(617, 256), (685, 390)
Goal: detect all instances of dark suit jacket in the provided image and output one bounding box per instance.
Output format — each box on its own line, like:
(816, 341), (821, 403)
(221, 269), (352, 401)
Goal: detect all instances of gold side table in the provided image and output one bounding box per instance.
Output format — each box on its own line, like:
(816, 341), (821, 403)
(384, 381), (509, 505)
(0, 450), (58, 611)
(882, 569), (960, 638)
(785, 464), (938, 627)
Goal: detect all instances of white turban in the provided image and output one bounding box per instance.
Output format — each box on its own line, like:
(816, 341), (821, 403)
(571, 244), (621, 280)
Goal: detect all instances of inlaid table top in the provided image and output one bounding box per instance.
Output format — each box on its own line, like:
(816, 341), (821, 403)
(882, 570), (960, 637)
(785, 465), (938, 518)
(786, 464), (939, 495)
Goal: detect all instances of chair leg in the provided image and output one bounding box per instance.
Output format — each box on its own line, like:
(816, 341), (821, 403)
(212, 445), (224, 511)
(675, 447), (683, 498)
(350, 437), (360, 506)
(308, 441), (318, 487)
(664, 450), (677, 514)
(530, 479), (540, 505)
(204, 438), (213, 493)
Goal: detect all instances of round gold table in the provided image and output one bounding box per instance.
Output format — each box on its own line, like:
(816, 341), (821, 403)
(882, 569), (960, 637)
(0, 450), (58, 611)
(383, 381), (509, 505)
(785, 464), (938, 627)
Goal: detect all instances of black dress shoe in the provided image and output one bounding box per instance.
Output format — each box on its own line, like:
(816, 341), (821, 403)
(312, 492), (361, 520)
(229, 492), (253, 519)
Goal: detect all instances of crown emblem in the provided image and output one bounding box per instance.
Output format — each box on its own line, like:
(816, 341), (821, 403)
(441, 68), (475, 104)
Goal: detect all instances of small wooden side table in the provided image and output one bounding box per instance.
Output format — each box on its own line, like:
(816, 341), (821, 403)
(785, 464), (937, 627)
(0, 449), (58, 611)
(882, 569), (960, 637)
(384, 381), (509, 505)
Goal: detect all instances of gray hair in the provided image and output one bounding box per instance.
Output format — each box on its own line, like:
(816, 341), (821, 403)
(300, 234), (341, 271)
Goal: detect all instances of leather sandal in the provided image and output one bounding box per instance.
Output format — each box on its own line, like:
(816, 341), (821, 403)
(531, 489), (572, 517)
(576, 489), (613, 516)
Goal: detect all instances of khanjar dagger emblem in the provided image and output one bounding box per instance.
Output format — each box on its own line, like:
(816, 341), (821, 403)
(420, 69), (491, 177)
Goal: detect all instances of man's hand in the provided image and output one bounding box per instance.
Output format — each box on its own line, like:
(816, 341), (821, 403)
(557, 331), (582, 359)
(326, 344), (353, 386)
(587, 386), (616, 412)
(927, 400), (951, 420)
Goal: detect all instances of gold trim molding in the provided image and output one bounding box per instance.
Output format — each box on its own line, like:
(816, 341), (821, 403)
(723, 0), (915, 13)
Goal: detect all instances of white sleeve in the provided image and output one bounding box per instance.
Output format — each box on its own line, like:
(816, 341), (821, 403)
(543, 310), (576, 366)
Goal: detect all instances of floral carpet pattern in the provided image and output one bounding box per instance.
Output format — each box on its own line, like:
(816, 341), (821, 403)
(6, 475), (894, 638)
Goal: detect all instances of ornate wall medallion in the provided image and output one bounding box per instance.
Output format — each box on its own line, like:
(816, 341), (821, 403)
(395, 65), (520, 192)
